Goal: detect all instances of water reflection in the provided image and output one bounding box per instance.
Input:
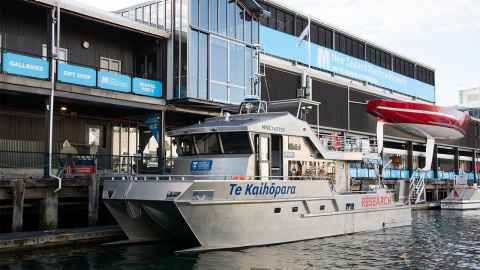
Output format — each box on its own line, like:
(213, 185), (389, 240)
(3, 211), (480, 270)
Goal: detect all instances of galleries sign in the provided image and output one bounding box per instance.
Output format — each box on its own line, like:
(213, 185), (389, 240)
(2, 52), (49, 79)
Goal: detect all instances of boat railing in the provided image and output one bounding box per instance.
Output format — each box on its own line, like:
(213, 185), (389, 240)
(101, 174), (332, 182)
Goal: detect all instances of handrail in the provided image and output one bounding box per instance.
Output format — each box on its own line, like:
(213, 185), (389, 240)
(101, 174), (332, 182)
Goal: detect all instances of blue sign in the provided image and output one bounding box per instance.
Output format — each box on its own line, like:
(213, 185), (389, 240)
(2, 52), (49, 79)
(58, 63), (96, 87)
(260, 26), (436, 102)
(145, 115), (159, 141)
(97, 71), (131, 93)
(133, 78), (163, 97)
(191, 160), (213, 171)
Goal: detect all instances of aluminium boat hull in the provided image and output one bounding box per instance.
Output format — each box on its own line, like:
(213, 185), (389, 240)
(102, 179), (412, 252)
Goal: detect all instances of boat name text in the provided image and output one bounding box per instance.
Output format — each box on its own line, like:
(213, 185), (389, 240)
(229, 183), (296, 198)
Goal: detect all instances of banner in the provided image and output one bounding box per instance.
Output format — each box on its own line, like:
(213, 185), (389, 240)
(2, 52), (49, 79)
(133, 77), (162, 97)
(58, 63), (96, 87)
(97, 71), (131, 93)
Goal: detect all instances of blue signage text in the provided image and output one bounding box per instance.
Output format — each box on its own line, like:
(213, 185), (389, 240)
(229, 183), (296, 198)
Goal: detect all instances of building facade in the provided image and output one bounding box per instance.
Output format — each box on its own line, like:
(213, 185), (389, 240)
(0, 0), (478, 201)
(459, 87), (480, 108)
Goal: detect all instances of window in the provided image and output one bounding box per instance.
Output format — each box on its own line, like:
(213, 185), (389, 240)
(274, 208), (281, 213)
(393, 56), (415, 78)
(244, 12), (252, 44)
(235, 3), (244, 41)
(220, 132), (251, 154)
(42, 44), (68, 63)
(210, 0), (218, 32)
(191, 0), (198, 27)
(346, 203), (355, 211)
(151, 3), (158, 26)
(189, 30), (199, 97)
(292, 207), (299, 213)
(335, 33), (365, 60)
(198, 33), (208, 99)
(366, 45), (391, 70)
(218, 0), (227, 35)
(199, 0), (209, 29)
(229, 42), (245, 102)
(176, 135), (196, 156)
(100, 57), (122, 73)
(136, 7), (143, 22)
(211, 37), (228, 83)
(415, 65), (435, 86)
(320, 205), (325, 211)
(195, 133), (221, 155)
(227, 0), (236, 38)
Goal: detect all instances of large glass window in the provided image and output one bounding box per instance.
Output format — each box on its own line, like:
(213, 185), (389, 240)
(229, 42), (245, 103)
(198, 33), (208, 99)
(189, 30), (199, 97)
(210, 0), (218, 32)
(211, 37), (228, 83)
(191, 0), (198, 27)
(244, 12), (252, 44)
(227, 0), (236, 38)
(218, 0), (227, 35)
(199, 0), (209, 29)
(252, 20), (259, 44)
(235, 3), (244, 41)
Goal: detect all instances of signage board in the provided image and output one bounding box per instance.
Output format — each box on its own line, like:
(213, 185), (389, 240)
(191, 160), (213, 171)
(132, 77), (162, 97)
(260, 26), (435, 102)
(97, 71), (131, 93)
(2, 52), (49, 79)
(58, 63), (96, 87)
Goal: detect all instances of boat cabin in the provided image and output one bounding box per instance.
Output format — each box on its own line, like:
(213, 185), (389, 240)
(168, 98), (377, 191)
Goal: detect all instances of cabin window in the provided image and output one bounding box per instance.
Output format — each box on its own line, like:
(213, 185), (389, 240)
(220, 132), (251, 154)
(292, 207), (298, 213)
(320, 205), (325, 211)
(346, 203), (355, 211)
(274, 208), (281, 213)
(195, 133), (222, 155)
(177, 135), (196, 156)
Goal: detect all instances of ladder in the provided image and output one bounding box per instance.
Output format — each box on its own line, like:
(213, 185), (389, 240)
(408, 172), (426, 204)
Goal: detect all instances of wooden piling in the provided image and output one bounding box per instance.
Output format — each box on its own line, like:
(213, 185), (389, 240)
(11, 180), (25, 232)
(39, 189), (58, 230)
(88, 174), (99, 226)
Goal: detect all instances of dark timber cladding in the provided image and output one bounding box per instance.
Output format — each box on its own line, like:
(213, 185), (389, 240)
(258, 0), (435, 86)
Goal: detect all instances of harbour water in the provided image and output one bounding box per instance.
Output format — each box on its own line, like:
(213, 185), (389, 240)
(2, 210), (480, 270)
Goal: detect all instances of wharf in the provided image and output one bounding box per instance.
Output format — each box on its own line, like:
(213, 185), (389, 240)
(0, 225), (124, 252)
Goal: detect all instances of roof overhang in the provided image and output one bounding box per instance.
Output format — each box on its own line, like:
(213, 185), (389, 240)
(242, 0), (271, 18)
(30, 0), (170, 39)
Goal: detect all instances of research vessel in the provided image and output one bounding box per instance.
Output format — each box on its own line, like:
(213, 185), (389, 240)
(102, 98), (412, 252)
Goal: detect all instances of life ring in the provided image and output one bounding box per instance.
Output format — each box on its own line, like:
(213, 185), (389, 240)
(331, 133), (341, 151)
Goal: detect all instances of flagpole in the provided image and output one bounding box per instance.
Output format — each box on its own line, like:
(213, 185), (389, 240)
(308, 16), (311, 73)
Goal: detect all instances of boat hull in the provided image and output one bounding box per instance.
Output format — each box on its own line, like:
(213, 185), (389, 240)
(367, 99), (469, 140)
(103, 179), (412, 252)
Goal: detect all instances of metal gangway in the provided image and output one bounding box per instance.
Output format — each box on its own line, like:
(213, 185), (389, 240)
(408, 171), (426, 204)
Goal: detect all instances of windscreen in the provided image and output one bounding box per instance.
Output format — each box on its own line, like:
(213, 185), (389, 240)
(175, 132), (252, 156)
(220, 132), (252, 154)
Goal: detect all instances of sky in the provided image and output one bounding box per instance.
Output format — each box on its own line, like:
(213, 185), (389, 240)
(81, 0), (480, 106)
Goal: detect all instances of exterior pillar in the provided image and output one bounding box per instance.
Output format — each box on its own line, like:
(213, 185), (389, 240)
(473, 149), (477, 183)
(407, 141), (414, 178)
(454, 147), (460, 175)
(39, 189), (58, 230)
(88, 174), (100, 226)
(156, 110), (166, 171)
(44, 97), (50, 178)
(432, 145), (438, 179)
(12, 180), (25, 232)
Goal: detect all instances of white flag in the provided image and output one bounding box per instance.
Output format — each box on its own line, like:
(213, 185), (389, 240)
(296, 21), (310, 47)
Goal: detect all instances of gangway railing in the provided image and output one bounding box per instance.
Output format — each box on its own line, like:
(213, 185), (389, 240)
(408, 171), (426, 204)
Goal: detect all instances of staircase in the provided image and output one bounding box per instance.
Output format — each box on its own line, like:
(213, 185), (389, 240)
(408, 172), (426, 204)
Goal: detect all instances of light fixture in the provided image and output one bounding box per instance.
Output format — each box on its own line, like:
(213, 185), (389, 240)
(60, 106), (68, 112)
(82, 41), (90, 49)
